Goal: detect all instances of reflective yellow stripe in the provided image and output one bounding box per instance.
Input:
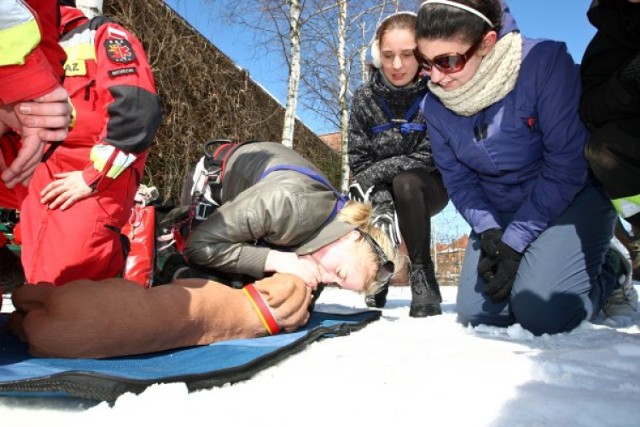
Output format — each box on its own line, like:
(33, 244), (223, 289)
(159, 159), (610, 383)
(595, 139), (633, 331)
(90, 145), (136, 179)
(63, 43), (97, 62)
(0, 18), (41, 66)
(612, 195), (640, 218)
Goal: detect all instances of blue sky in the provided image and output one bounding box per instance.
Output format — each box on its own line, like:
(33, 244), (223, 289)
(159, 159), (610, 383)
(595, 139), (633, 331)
(165, 0), (596, 135)
(163, 0), (597, 239)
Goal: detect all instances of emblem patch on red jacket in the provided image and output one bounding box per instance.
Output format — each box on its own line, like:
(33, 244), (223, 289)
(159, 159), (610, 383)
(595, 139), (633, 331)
(104, 38), (136, 64)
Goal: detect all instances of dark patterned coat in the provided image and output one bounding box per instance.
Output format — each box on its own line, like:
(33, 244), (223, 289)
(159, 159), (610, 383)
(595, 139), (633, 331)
(348, 70), (437, 206)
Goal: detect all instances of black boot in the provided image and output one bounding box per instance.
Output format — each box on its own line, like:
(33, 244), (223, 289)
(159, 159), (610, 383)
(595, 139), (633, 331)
(409, 262), (442, 317)
(365, 282), (389, 308)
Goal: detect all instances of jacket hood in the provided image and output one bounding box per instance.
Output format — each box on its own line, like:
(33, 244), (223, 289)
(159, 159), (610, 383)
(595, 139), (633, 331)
(499, 1), (519, 38)
(586, 0), (640, 49)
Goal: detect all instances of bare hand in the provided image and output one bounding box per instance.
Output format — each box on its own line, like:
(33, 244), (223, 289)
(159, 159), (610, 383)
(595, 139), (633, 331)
(254, 273), (312, 332)
(1, 126), (45, 188)
(41, 171), (93, 210)
(0, 105), (20, 134)
(0, 85), (71, 188)
(15, 85), (72, 141)
(264, 250), (321, 289)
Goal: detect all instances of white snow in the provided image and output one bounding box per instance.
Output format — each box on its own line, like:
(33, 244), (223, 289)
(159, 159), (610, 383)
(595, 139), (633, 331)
(1, 282), (639, 427)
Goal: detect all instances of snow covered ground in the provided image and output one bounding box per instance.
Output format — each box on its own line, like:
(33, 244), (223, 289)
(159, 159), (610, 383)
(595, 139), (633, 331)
(1, 281), (639, 427)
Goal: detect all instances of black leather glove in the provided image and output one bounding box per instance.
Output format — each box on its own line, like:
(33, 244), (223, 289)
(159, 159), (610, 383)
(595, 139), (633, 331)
(477, 228), (503, 282)
(483, 241), (522, 302)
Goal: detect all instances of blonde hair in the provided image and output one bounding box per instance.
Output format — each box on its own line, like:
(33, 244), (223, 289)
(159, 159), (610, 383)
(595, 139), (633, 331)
(337, 201), (401, 295)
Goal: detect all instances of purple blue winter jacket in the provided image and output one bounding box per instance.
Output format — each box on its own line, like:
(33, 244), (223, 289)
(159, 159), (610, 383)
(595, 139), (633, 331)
(421, 11), (591, 253)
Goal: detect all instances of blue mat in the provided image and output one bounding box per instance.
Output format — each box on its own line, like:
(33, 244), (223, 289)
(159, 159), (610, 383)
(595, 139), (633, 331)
(0, 308), (380, 402)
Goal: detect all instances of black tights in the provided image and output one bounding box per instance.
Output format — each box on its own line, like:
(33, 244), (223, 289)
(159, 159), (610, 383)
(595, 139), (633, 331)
(392, 170), (449, 266)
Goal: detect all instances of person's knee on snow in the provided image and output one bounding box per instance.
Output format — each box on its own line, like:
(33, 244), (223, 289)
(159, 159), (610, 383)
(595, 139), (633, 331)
(510, 290), (588, 335)
(455, 280), (513, 330)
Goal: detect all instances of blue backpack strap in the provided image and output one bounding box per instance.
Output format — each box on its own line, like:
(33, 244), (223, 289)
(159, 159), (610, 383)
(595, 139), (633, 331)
(371, 97), (396, 134)
(398, 97), (426, 135)
(258, 165), (347, 221)
(371, 96), (426, 135)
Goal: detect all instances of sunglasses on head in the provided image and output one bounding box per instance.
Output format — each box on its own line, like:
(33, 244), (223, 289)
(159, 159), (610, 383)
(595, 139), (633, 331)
(360, 231), (395, 285)
(417, 39), (481, 74)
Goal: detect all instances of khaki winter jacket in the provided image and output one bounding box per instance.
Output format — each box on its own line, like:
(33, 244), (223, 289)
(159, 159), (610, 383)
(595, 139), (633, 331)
(184, 141), (356, 278)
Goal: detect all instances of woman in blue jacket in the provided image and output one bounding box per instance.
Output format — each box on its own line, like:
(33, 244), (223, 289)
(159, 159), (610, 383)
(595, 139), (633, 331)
(415, 0), (635, 335)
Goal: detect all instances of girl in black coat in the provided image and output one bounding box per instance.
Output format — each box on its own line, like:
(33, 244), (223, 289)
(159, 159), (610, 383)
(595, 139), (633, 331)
(348, 12), (448, 317)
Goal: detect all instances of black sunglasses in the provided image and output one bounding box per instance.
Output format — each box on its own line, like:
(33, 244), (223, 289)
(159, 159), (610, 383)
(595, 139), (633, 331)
(416, 39), (481, 75)
(360, 231), (395, 285)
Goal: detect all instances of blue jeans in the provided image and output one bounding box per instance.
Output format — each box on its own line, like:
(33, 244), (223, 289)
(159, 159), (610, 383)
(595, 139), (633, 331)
(457, 185), (618, 335)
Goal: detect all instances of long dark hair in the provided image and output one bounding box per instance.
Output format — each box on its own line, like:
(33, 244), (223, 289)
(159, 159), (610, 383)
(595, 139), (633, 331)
(417, 0), (502, 44)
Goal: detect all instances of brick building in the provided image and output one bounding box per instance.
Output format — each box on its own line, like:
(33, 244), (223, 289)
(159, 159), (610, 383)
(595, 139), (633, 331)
(433, 234), (468, 286)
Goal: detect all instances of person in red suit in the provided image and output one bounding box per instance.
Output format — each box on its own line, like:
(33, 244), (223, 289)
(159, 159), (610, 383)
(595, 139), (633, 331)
(0, 0), (71, 294)
(19, 0), (162, 286)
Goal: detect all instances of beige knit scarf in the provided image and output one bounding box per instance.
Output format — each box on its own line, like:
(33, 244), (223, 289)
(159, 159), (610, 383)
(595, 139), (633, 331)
(428, 32), (523, 116)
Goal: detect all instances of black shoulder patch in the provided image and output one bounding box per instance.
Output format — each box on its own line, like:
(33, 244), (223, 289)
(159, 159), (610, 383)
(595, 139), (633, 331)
(104, 38), (136, 64)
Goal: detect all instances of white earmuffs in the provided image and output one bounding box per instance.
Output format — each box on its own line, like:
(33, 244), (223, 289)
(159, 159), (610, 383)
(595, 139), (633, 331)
(370, 39), (382, 68)
(369, 11), (418, 69)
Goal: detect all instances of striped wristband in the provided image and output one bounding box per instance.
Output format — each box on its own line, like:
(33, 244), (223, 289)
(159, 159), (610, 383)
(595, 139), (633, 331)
(243, 283), (281, 335)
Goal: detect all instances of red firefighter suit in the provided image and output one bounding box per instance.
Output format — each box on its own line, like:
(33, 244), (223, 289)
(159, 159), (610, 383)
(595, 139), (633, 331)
(19, 6), (162, 285)
(0, 0), (67, 243)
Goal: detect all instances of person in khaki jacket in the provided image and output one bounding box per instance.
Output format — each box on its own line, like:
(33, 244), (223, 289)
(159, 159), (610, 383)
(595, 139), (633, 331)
(184, 141), (397, 294)
(10, 142), (397, 359)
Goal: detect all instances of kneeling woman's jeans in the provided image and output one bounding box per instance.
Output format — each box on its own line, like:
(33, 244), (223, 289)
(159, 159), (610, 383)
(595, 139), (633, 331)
(457, 185), (617, 335)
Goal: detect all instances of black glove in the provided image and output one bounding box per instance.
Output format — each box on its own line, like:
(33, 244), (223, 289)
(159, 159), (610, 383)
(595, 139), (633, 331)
(483, 241), (522, 302)
(477, 228), (503, 282)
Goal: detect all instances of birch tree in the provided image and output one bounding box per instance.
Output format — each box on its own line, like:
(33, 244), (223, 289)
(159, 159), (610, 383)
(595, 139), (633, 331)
(216, 0), (330, 149)
(337, 0), (349, 191)
(282, 0), (301, 148)
(214, 0), (420, 183)
(300, 0), (412, 189)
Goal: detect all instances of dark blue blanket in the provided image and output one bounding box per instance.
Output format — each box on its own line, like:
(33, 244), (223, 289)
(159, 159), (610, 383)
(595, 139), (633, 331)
(0, 308), (379, 402)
